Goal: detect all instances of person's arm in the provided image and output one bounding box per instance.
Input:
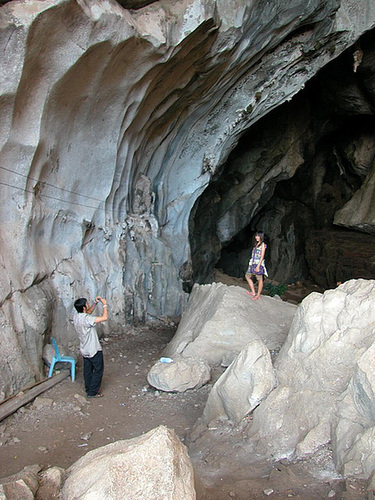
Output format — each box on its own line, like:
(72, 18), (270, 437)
(94, 297), (108, 324)
(256, 243), (266, 272)
(249, 247), (255, 266)
(85, 301), (97, 315)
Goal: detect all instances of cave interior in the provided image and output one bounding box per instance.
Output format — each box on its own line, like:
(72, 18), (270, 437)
(190, 29), (375, 291)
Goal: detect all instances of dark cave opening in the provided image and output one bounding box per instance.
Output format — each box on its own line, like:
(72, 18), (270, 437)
(189, 29), (375, 290)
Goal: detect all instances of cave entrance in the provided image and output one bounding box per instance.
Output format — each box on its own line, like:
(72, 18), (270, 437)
(189, 30), (375, 291)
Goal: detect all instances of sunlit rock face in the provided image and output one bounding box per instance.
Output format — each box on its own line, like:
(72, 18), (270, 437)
(0, 0), (374, 396)
(246, 280), (375, 479)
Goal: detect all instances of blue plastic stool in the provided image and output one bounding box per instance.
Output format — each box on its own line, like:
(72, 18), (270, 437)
(48, 337), (76, 381)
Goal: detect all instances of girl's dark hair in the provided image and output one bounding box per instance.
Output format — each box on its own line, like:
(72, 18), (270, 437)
(74, 297), (87, 313)
(255, 231), (265, 244)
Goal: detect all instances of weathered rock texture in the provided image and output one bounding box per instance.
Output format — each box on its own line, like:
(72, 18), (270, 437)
(305, 229), (375, 289)
(332, 342), (375, 478)
(62, 425), (197, 500)
(203, 338), (277, 424)
(163, 282), (297, 365)
(147, 355), (211, 392)
(1, 0), (375, 396)
(334, 158), (375, 234)
(0, 464), (41, 499)
(35, 466), (65, 500)
(246, 279), (375, 479)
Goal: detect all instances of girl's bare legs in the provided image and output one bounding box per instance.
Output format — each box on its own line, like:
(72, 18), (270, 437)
(245, 274), (256, 296)
(253, 276), (263, 300)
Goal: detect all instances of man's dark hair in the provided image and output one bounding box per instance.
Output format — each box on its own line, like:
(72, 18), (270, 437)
(74, 297), (87, 313)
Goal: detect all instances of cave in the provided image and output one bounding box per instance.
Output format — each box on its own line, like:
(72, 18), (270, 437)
(190, 29), (375, 289)
(1, 0), (375, 496)
(0, 0), (374, 399)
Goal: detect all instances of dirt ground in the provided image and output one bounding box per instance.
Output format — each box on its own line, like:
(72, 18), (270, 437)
(0, 279), (370, 499)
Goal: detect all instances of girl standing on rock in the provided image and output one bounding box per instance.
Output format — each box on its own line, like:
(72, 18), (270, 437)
(245, 231), (268, 300)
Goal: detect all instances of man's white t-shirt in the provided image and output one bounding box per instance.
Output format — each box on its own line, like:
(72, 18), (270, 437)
(73, 313), (102, 358)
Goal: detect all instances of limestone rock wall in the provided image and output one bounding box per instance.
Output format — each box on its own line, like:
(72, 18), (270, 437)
(1, 0), (374, 396)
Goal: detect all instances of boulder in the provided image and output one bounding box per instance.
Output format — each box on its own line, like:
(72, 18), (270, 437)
(62, 426), (198, 500)
(147, 356), (211, 392)
(33, 397), (54, 409)
(35, 466), (65, 500)
(163, 282), (297, 365)
(1, 480), (34, 500)
(163, 283), (297, 365)
(154, 282), (295, 395)
(203, 339), (276, 424)
(0, 465), (41, 500)
(246, 279), (375, 478)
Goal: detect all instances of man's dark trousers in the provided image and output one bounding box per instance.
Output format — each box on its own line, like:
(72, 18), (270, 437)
(83, 351), (104, 396)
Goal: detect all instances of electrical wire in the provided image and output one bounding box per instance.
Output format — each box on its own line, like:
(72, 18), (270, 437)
(0, 165), (104, 203)
(0, 180), (104, 211)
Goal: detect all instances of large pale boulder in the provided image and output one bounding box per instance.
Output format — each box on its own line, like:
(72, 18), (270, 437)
(163, 282), (297, 365)
(247, 279), (375, 476)
(203, 339), (276, 424)
(147, 356), (211, 392)
(62, 426), (197, 500)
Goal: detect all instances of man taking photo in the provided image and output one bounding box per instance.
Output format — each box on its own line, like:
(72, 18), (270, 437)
(73, 296), (108, 398)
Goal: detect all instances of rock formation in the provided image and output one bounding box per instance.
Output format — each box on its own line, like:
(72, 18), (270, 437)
(203, 338), (277, 424)
(0, 427), (200, 499)
(213, 44), (375, 287)
(162, 282), (297, 364)
(1, 0), (375, 397)
(245, 280), (375, 478)
(149, 281), (294, 421)
(189, 279), (375, 485)
(147, 355), (211, 392)
(0, 464), (41, 499)
(62, 425), (197, 500)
